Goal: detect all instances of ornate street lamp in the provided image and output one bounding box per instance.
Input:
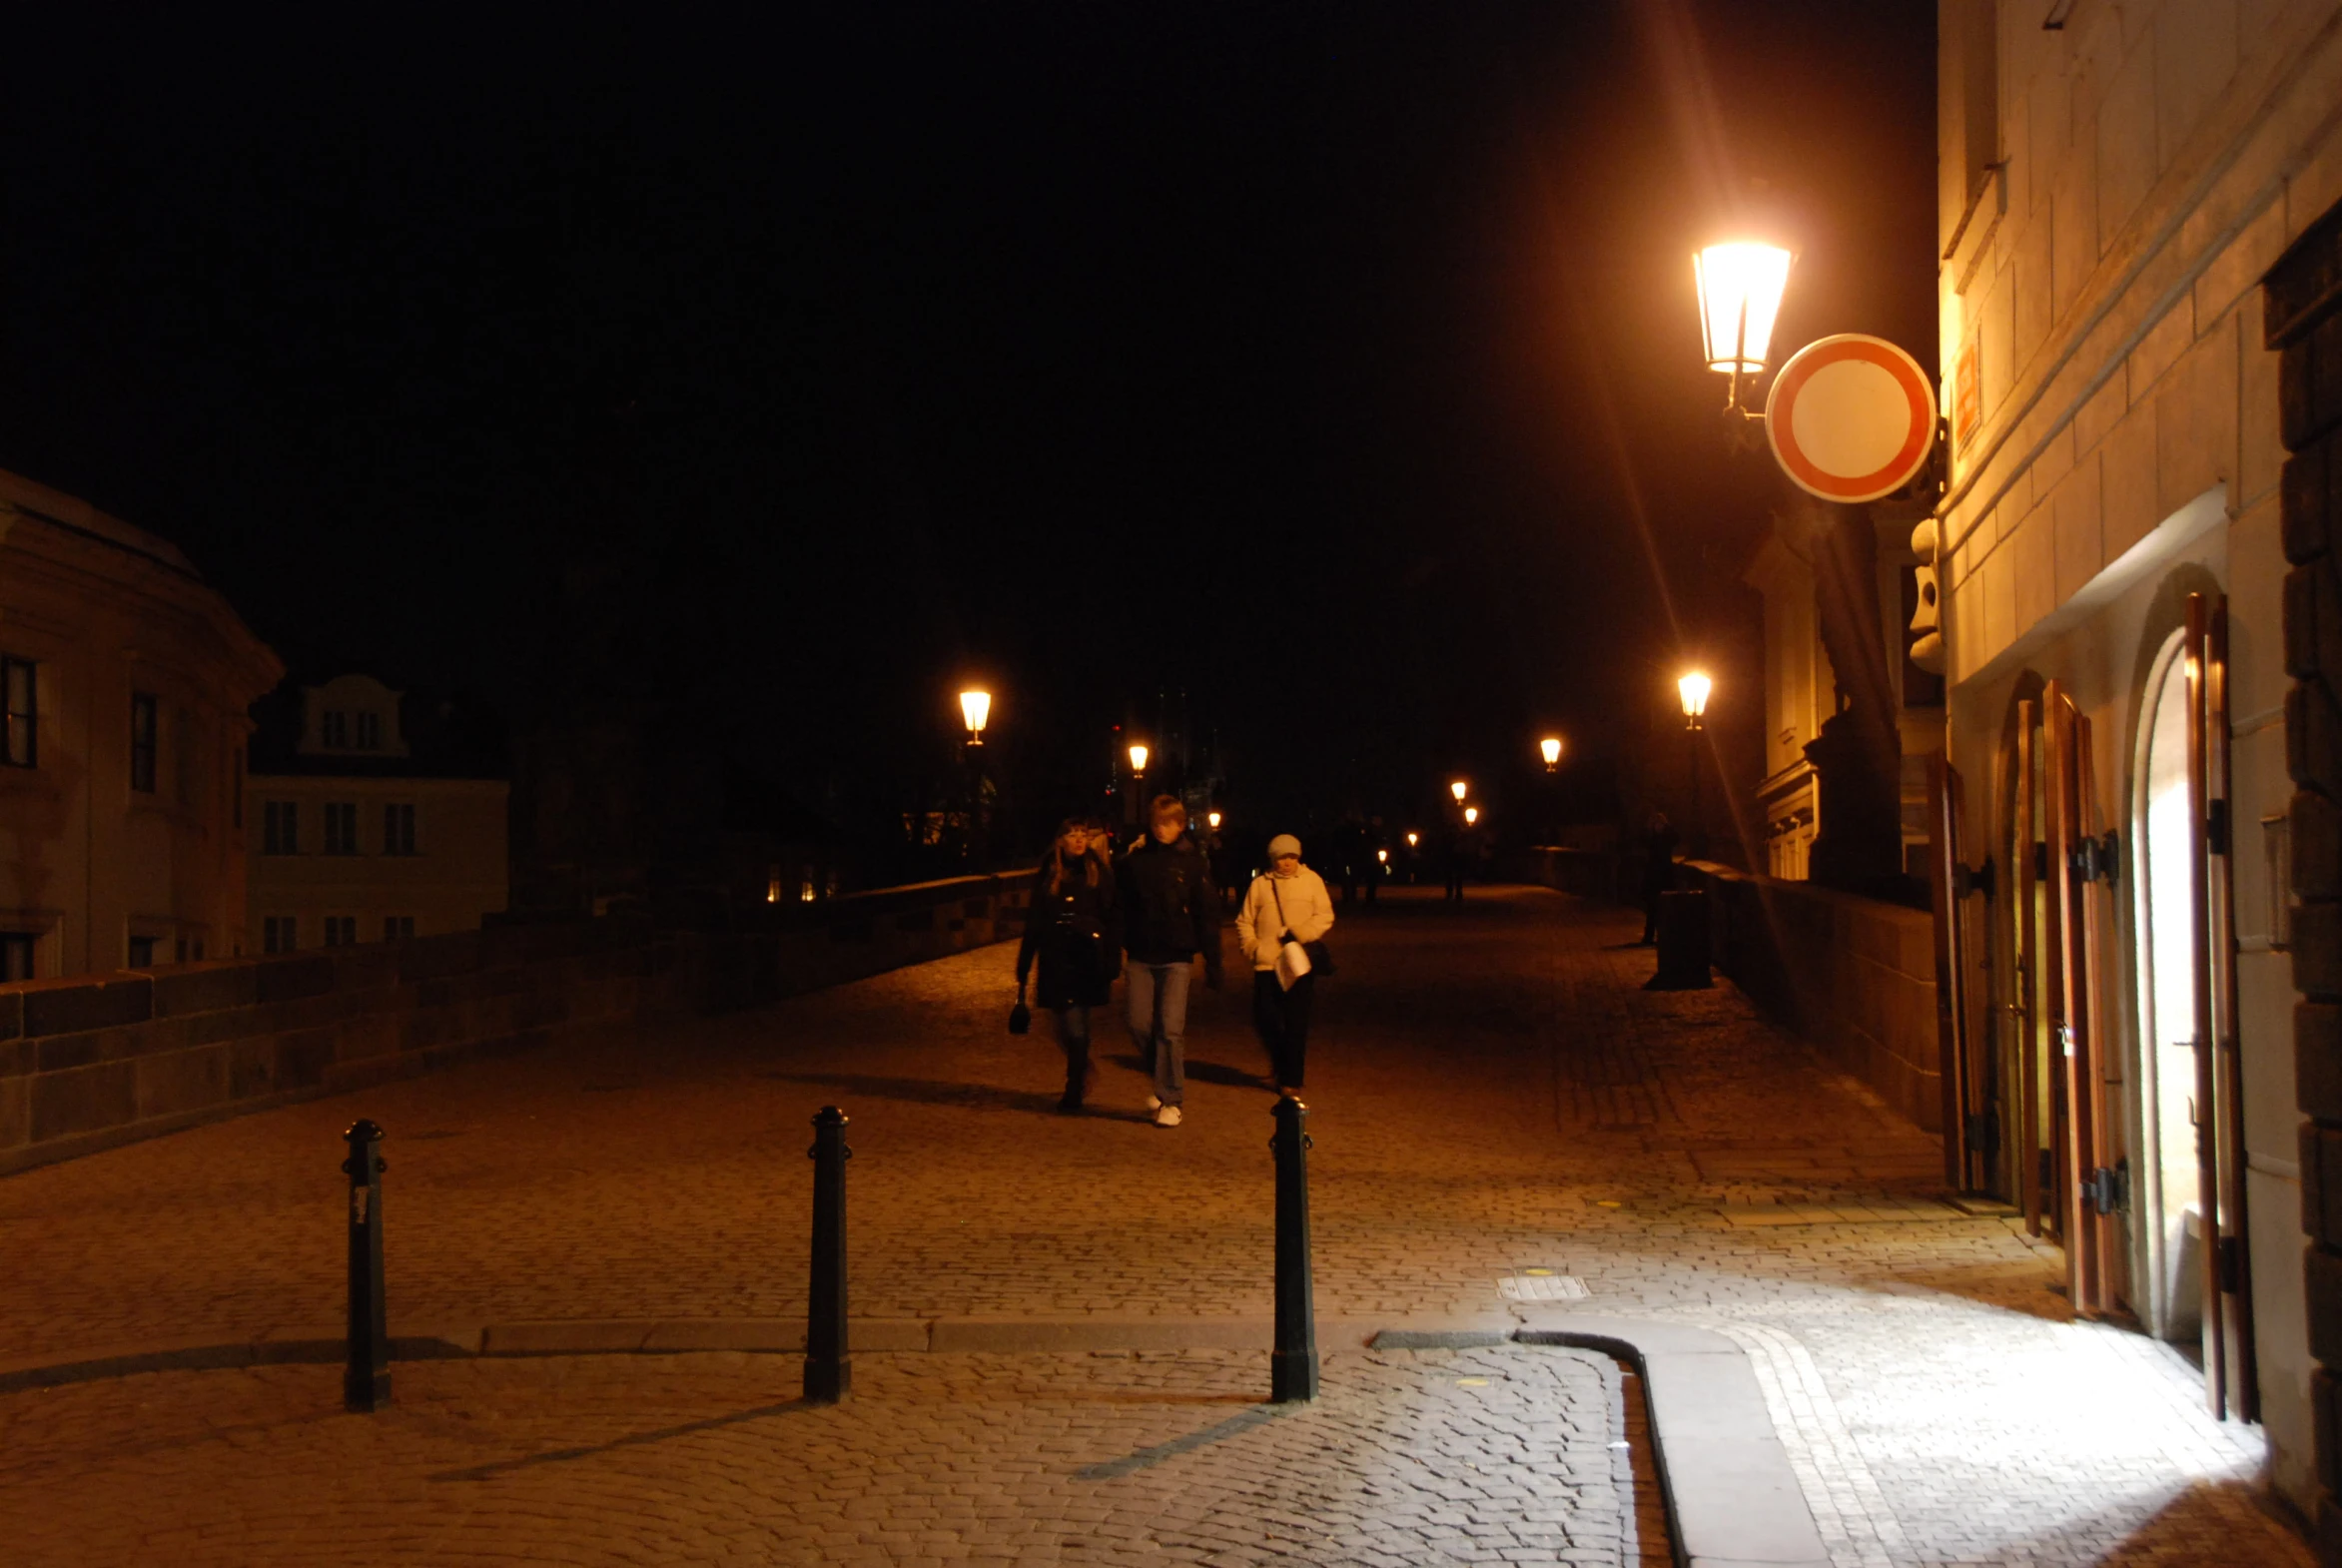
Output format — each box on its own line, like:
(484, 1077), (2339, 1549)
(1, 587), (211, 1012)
(1449, 780), (1468, 804)
(959, 688), (992, 746)
(1128, 741), (1150, 779)
(1539, 736), (1563, 773)
(1694, 241), (1793, 420)
(1678, 672), (1712, 733)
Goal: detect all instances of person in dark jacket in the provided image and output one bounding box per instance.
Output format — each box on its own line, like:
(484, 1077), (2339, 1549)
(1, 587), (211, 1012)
(1119, 795), (1223, 1128)
(1017, 818), (1123, 1113)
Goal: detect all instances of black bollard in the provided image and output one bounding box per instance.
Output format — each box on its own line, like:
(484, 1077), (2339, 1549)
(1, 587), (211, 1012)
(804, 1105), (852, 1404)
(342, 1119), (390, 1412)
(1269, 1096), (1318, 1403)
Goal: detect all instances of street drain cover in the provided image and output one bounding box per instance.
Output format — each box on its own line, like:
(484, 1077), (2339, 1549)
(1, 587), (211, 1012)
(1498, 1274), (1589, 1301)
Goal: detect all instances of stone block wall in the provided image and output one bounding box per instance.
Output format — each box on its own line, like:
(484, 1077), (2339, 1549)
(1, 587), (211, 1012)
(0, 871), (1030, 1176)
(1683, 865), (1943, 1136)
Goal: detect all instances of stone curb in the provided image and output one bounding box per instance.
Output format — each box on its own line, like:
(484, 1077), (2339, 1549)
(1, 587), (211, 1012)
(0, 1311), (1826, 1567)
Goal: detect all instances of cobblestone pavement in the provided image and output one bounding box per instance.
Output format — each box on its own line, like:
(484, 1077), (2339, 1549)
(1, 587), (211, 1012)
(0, 886), (2314, 1565)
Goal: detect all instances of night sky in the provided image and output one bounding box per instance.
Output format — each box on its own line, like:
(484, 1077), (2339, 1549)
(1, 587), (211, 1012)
(0, 4), (1935, 840)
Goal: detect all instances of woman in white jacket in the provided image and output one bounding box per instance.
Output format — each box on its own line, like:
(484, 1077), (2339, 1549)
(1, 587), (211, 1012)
(1234, 834), (1335, 1097)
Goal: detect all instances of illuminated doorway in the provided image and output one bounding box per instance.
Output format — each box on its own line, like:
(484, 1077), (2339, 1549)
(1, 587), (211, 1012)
(2134, 627), (2202, 1344)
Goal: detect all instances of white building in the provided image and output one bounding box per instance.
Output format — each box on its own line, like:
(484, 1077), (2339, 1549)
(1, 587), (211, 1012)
(245, 673), (507, 952)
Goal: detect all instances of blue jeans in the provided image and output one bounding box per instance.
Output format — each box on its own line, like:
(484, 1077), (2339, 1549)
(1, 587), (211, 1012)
(1127, 962), (1191, 1106)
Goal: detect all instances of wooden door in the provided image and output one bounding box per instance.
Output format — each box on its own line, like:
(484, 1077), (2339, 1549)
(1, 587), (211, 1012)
(2013, 702), (2044, 1234)
(2188, 593), (2258, 1419)
(1927, 755), (1983, 1191)
(2044, 684), (2114, 1316)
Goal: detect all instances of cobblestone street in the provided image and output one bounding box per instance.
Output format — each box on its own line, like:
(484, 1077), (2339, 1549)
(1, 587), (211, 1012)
(0, 886), (2313, 1564)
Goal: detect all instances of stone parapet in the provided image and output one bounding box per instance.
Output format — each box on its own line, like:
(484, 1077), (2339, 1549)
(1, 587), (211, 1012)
(0, 871), (1030, 1176)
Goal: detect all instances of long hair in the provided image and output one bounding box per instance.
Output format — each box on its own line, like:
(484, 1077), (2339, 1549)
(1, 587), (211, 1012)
(1047, 817), (1102, 895)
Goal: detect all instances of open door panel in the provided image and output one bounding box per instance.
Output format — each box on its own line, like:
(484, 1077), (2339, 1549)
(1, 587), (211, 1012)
(2203, 597), (2258, 1419)
(1926, 754), (1981, 1191)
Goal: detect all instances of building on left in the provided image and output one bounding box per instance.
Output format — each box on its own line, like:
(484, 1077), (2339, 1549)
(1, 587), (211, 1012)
(0, 469), (283, 980)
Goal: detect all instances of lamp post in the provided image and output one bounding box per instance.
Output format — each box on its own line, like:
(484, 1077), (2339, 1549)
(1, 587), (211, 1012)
(1678, 672), (1711, 856)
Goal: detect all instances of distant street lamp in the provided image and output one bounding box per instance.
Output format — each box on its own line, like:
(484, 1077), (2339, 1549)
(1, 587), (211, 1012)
(959, 688), (992, 746)
(1449, 780), (1468, 804)
(1207, 810), (1222, 830)
(1539, 736), (1563, 773)
(1463, 806), (1479, 826)
(1128, 742), (1150, 779)
(1376, 848), (1389, 864)
(1678, 672), (1712, 733)
(1405, 831), (1419, 848)
(1694, 241), (1794, 420)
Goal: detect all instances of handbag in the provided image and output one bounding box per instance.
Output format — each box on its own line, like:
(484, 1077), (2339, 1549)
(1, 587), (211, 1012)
(1008, 977), (1032, 1036)
(1267, 875), (1334, 978)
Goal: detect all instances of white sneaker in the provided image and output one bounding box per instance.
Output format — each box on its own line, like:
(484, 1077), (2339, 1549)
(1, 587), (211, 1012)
(1145, 1095), (1164, 1113)
(1154, 1104), (1182, 1128)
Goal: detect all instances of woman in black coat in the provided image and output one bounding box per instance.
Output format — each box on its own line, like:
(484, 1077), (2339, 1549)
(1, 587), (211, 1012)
(1016, 818), (1124, 1113)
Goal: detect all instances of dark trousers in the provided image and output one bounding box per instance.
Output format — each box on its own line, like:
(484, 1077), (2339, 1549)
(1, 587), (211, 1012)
(1444, 867), (1466, 900)
(1252, 971), (1314, 1090)
(1056, 1006), (1093, 1102)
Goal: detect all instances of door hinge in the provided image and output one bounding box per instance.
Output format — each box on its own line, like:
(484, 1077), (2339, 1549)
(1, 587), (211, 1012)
(2081, 1160), (2129, 1215)
(2208, 798), (2231, 857)
(1955, 858), (1996, 900)
(2069, 830), (2120, 887)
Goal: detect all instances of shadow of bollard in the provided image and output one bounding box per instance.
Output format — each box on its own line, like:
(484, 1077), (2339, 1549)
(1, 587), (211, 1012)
(1269, 1097), (1317, 1403)
(343, 1119), (390, 1413)
(805, 1105), (852, 1404)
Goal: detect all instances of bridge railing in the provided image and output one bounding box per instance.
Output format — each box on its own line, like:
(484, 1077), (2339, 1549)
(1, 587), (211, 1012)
(0, 871), (1031, 1176)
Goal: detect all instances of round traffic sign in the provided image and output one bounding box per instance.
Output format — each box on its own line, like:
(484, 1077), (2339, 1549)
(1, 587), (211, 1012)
(1764, 334), (1937, 503)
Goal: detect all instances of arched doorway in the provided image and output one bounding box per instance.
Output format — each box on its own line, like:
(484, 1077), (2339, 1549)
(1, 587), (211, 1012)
(2133, 627), (2203, 1343)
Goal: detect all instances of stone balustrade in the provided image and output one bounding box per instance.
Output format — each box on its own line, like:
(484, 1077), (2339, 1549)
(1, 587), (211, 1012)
(0, 871), (1031, 1176)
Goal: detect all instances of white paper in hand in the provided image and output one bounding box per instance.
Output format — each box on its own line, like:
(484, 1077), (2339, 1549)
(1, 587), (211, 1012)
(1275, 939), (1311, 991)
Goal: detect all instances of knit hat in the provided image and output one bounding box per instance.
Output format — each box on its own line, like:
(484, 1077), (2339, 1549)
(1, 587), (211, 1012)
(1266, 834), (1302, 860)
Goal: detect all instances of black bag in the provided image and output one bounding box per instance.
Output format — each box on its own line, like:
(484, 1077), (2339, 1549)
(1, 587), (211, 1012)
(1268, 876), (1335, 977)
(1008, 979), (1032, 1036)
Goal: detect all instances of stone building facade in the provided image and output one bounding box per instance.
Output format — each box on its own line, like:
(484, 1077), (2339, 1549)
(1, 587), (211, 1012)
(0, 469), (281, 981)
(245, 673), (508, 952)
(1925, 0), (2342, 1536)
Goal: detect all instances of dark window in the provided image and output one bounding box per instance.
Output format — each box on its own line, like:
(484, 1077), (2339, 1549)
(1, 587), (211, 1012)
(357, 711), (381, 751)
(264, 801), (299, 854)
(130, 693), (157, 793)
(0, 931), (34, 980)
(384, 915), (414, 942)
(323, 710), (348, 748)
(128, 935), (157, 968)
(323, 915), (358, 947)
(384, 802), (416, 855)
(264, 916), (297, 953)
(324, 802), (359, 855)
(2, 656), (33, 768)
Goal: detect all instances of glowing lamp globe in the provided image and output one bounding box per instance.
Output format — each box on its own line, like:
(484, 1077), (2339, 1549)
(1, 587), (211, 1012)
(1694, 243), (1793, 376)
(1464, 806), (1479, 826)
(1539, 736), (1562, 771)
(959, 689), (992, 743)
(1128, 742), (1150, 777)
(1450, 780), (1468, 803)
(1678, 672), (1713, 719)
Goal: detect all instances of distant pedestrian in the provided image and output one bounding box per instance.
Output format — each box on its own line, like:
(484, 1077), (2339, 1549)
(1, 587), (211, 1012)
(1237, 834), (1335, 1097)
(1119, 795), (1223, 1128)
(1017, 818), (1123, 1113)
(1442, 826), (1471, 902)
(1639, 809), (1680, 945)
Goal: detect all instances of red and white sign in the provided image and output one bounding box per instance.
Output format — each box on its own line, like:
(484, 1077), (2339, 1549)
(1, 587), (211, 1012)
(1764, 334), (1938, 503)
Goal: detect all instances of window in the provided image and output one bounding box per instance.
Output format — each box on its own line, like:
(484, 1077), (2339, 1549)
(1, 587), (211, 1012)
(264, 800), (300, 855)
(384, 802), (416, 855)
(324, 802), (359, 855)
(264, 916), (297, 953)
(323, 915), (359, 947)
(128, 935), (158, 968)
(2, 656), (33, 768)
(323, 709), (349, 748)
(357, 711), (381, 751)
(0, 931), (34, 981)
(130, 693), (157, 793)
(384, 915), (415, 942)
